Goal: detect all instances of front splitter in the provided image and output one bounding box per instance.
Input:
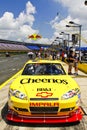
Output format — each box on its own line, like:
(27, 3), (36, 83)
(6, 107), (83, 123)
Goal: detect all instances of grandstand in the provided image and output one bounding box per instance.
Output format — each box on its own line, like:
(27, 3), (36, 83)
(0, 43), (30, 52)
(0, 39), (50, 52)
(0, 38), (87, 53)
(0, 39), (29, 52)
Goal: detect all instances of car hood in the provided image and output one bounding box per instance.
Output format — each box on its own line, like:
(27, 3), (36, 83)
(10, 75), (79, 99)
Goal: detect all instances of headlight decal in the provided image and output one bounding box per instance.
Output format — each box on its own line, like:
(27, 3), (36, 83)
(61, 88), (80, 100)
(9, 88), (27, 100)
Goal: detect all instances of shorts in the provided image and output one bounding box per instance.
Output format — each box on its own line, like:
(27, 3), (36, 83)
(69, 62), (74, 69)
(74, 62), (78, 67)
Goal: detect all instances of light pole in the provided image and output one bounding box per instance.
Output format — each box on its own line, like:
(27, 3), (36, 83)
(55, 37), (64, 48)
(51, 37), (64, 50)
(50, 37), (63, 51)
(66, 21), (82, 61)
(60, 32), (70, 55)
(56, 37), (63, 41)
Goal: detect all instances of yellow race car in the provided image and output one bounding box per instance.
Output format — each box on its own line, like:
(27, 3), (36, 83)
(6, 60), (83, 123)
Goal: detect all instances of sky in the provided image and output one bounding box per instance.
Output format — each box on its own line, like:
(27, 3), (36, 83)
(0, 0), (87, 46)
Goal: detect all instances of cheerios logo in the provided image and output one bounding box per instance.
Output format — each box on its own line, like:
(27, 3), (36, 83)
(20, 78), (68, 85)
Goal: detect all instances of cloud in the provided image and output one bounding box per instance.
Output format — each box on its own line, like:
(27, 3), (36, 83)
(0, 1), (51, 45)
(52, 0), (87, 46)
(26, 1), (36, 14)
(0, 12), (18, 29)
(53, 0), (87, 26)
(0, 1), (38, 42)
(0, 0), (87, 46)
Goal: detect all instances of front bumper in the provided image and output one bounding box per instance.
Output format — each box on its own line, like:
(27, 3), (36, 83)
(6, 107), (83, 123)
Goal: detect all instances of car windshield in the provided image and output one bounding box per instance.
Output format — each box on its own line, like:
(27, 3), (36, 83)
(22, 63), (66, 75)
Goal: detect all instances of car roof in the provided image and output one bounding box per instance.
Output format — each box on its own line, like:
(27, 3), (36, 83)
(25, 59), (62, 64)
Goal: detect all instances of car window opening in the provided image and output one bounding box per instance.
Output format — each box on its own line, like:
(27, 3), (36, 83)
(22, 63), (66, 75)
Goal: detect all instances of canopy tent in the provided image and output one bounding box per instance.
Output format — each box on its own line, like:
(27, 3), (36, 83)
(26, 45), (40, 50)
(76, 47), (87, 51)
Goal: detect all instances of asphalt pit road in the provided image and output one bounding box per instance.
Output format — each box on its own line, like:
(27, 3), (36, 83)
(80, 106), (87, 115)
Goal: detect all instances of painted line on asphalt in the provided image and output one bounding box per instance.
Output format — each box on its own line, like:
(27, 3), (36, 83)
(0, 69), (22, 90)
(80, 106), (87, 116)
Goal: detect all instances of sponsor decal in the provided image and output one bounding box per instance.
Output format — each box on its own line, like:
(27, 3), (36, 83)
(29, 102), (59, 107)
(20, 78), (68, 85)
(36, 92), (53, 98)
(28, 33), (42, 40)
(37, 88), (51, 91)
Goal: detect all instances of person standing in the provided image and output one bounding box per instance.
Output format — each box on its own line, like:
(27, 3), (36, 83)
(56, 52), (60, 60)
(68, 51), (75, 75)
(52, 51), (56, 60)
(74, 52), (79, 75)
(61, 51), (65, 61)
